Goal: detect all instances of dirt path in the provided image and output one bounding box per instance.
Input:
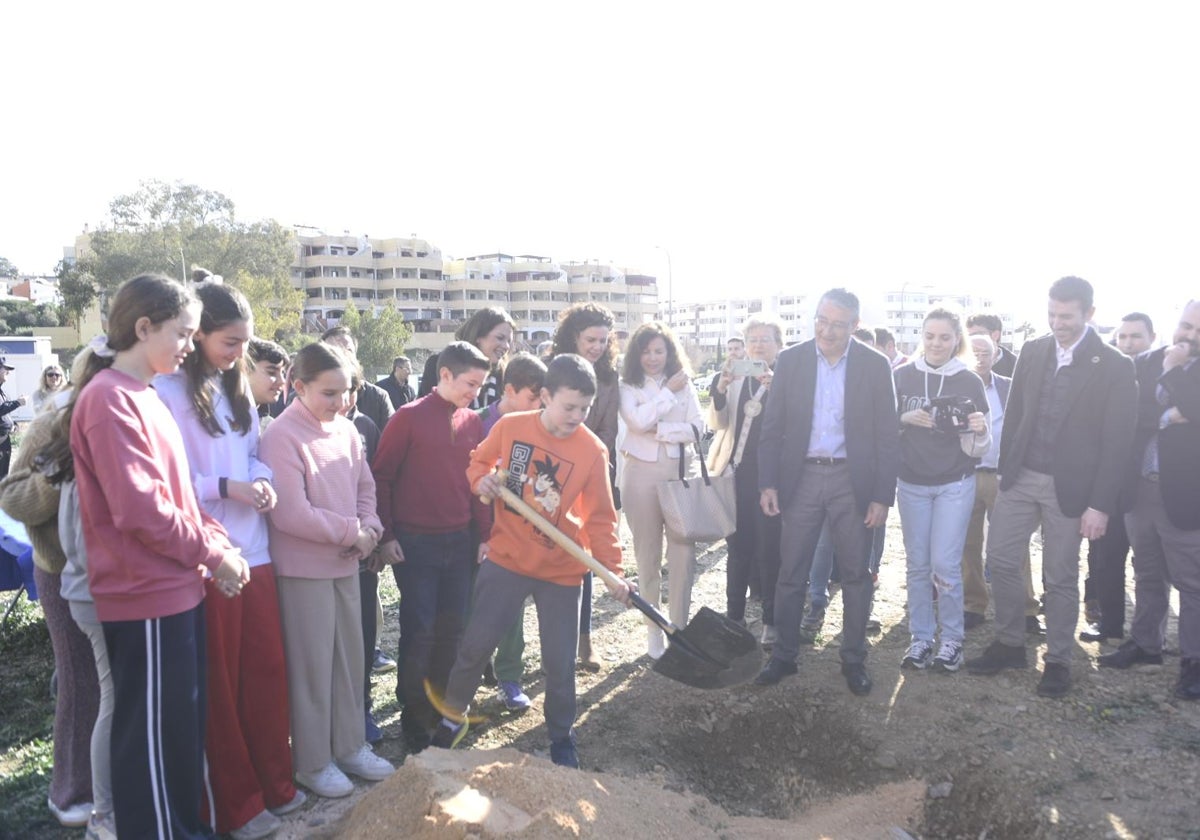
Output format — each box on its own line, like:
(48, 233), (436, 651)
(277, 518), (1200, 839)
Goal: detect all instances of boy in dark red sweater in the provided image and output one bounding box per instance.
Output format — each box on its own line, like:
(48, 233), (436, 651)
(372, 341), (492, 752)
(432, 354), (633, 768)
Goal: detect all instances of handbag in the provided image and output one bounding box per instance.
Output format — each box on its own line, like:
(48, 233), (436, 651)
(657, 425), (737, 542)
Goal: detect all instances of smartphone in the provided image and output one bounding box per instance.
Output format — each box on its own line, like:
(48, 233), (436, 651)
(730, 358), (769, 377)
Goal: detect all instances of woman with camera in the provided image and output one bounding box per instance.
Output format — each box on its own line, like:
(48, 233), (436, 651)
(894, 307), (991, 673)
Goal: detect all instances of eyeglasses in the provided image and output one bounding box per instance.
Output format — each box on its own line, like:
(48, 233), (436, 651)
(46, 373), (62, 379)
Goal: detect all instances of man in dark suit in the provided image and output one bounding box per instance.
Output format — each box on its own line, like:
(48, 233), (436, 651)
(1080, 312), (1158, 642)
(967, 313), (1017, 377)
(961, 334), (1040, 631)
(379, 355), (416, 412)
(966, 277), (1137, 697)
(754, 288), (899, 695)
(1099, 300), (1200, 700)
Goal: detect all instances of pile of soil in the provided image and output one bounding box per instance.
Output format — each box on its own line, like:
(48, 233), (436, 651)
(337, 748), (925, 839)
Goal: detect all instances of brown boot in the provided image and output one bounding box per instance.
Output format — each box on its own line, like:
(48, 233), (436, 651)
(578, 633), (601, 672)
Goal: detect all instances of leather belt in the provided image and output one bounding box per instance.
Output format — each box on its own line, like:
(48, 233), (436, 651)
(805, 457), (847, 466)
(976, 467), (998, 474)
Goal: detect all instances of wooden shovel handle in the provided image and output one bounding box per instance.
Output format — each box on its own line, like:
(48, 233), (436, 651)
(483, 471), (624, 591)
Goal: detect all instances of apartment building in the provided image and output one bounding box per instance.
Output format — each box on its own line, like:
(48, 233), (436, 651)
(294, 235), (658, 352)
(660, 293), (815, 361)
(877, 287), (1017, 354)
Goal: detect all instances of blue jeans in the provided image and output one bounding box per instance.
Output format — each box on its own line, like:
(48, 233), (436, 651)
(808, 519), (886, 609)
(898, 475), (975, 645)
(391, 528), (474, 734)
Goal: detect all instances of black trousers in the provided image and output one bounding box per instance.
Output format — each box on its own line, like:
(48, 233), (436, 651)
(1084, 512), (1130, 636)
(104, 605), (210, 839)
(726, 467), (782, 625)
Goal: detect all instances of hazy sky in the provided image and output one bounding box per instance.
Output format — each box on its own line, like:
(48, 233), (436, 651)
(5, 1), (1198, 334)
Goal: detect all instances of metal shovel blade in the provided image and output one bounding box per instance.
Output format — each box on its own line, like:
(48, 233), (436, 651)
(652, 607), (763, 689)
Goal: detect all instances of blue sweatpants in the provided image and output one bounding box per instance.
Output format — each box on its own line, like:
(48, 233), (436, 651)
(104, 603), (211, 839)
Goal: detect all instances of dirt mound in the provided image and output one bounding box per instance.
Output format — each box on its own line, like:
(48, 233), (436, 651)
(336, 747), (925, 839)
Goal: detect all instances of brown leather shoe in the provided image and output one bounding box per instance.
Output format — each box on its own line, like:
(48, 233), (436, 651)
(577, 633), (601, 672)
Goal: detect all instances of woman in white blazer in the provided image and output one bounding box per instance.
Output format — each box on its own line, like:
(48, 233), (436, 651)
(618, 322), (704, 659)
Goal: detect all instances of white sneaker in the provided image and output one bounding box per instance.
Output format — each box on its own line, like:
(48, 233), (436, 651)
(932, 640), (964, 673)
(230, 808), (282, 840)
(901, 639), (935, 670)
(269, 789), (307, 816)
(47, 798), (92, 828)
(647, 629), (667, 660)
(86, 812), (117, 840)
(337, 744), (395, 782)
(296, 762), (354, 798)
(760, 624), (779, 648)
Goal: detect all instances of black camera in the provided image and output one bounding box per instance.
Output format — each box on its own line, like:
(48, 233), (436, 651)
(927, 395), (976, 434)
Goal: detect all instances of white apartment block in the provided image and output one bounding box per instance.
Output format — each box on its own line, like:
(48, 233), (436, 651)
(293, 235), (658, 352)
(876, 287), (1017, 355)
(661, 293), (815, 359)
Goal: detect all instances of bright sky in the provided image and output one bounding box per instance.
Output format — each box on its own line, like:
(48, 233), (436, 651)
(5, 1), (1198, 337)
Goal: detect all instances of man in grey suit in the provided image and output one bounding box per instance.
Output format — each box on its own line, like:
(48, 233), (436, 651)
(1100, 300), (1200, 700)
(754, 288), (899, 695)
(966, 276), (1137, 697)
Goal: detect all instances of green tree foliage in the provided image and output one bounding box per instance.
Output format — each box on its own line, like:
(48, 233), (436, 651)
(229, 270), (307, 349)
(332, 299), (411, 379)
(0, 256), (18, 278)
(55, 259), (99, 329)
(84, 178), (294, 286)
(356, 299), (412, 379)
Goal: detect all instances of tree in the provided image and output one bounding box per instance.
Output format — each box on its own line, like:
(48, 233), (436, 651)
(84, 180), (294, 296)
(229, 270), (306, 349)
(0, 257), (18, 278)
(56, 259), (99, 330)
(356, 299), (412, 379)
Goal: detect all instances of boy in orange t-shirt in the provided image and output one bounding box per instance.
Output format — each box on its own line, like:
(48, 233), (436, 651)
(431, 355), (634, 768)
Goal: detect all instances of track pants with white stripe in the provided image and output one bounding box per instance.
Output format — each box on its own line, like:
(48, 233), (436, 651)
(104, 604), (211, 840)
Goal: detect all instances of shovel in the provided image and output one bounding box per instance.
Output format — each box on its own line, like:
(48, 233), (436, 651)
(485, 474), (761, 689)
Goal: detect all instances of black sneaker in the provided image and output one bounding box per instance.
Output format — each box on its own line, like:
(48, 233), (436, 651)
(901, 640), (934, 670)
(1098, 639), (1163, 669)
(966, 641), (1028, 675)
(1025, 615), (1046, 635)
(1036, 662), (1071, 697)
(550, 733), (580, 768)
(753, 658), (798, 685)
(430, 718), (468, 750)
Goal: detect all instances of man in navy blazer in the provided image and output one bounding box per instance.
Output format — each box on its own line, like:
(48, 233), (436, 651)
(967, 277), (1137, 697)
(754, 288), (899, 696)
(1100, 300), (1200, 700)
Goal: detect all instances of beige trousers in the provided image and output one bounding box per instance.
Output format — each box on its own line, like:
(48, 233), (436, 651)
(620, 450), (698, 645)
(275, 574), (365, 774)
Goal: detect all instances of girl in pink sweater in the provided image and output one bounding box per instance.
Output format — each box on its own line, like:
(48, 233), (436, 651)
(67, 274), (250, 840)
(259, 342), (393, 799)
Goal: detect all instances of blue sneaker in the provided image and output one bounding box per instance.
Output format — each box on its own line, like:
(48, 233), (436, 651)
(550, 733), (579, 768)
(365, 710), (382, 744)
(498, 680), (531, 712)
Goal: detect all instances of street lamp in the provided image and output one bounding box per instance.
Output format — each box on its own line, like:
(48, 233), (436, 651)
(655, 244), (672, 326)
